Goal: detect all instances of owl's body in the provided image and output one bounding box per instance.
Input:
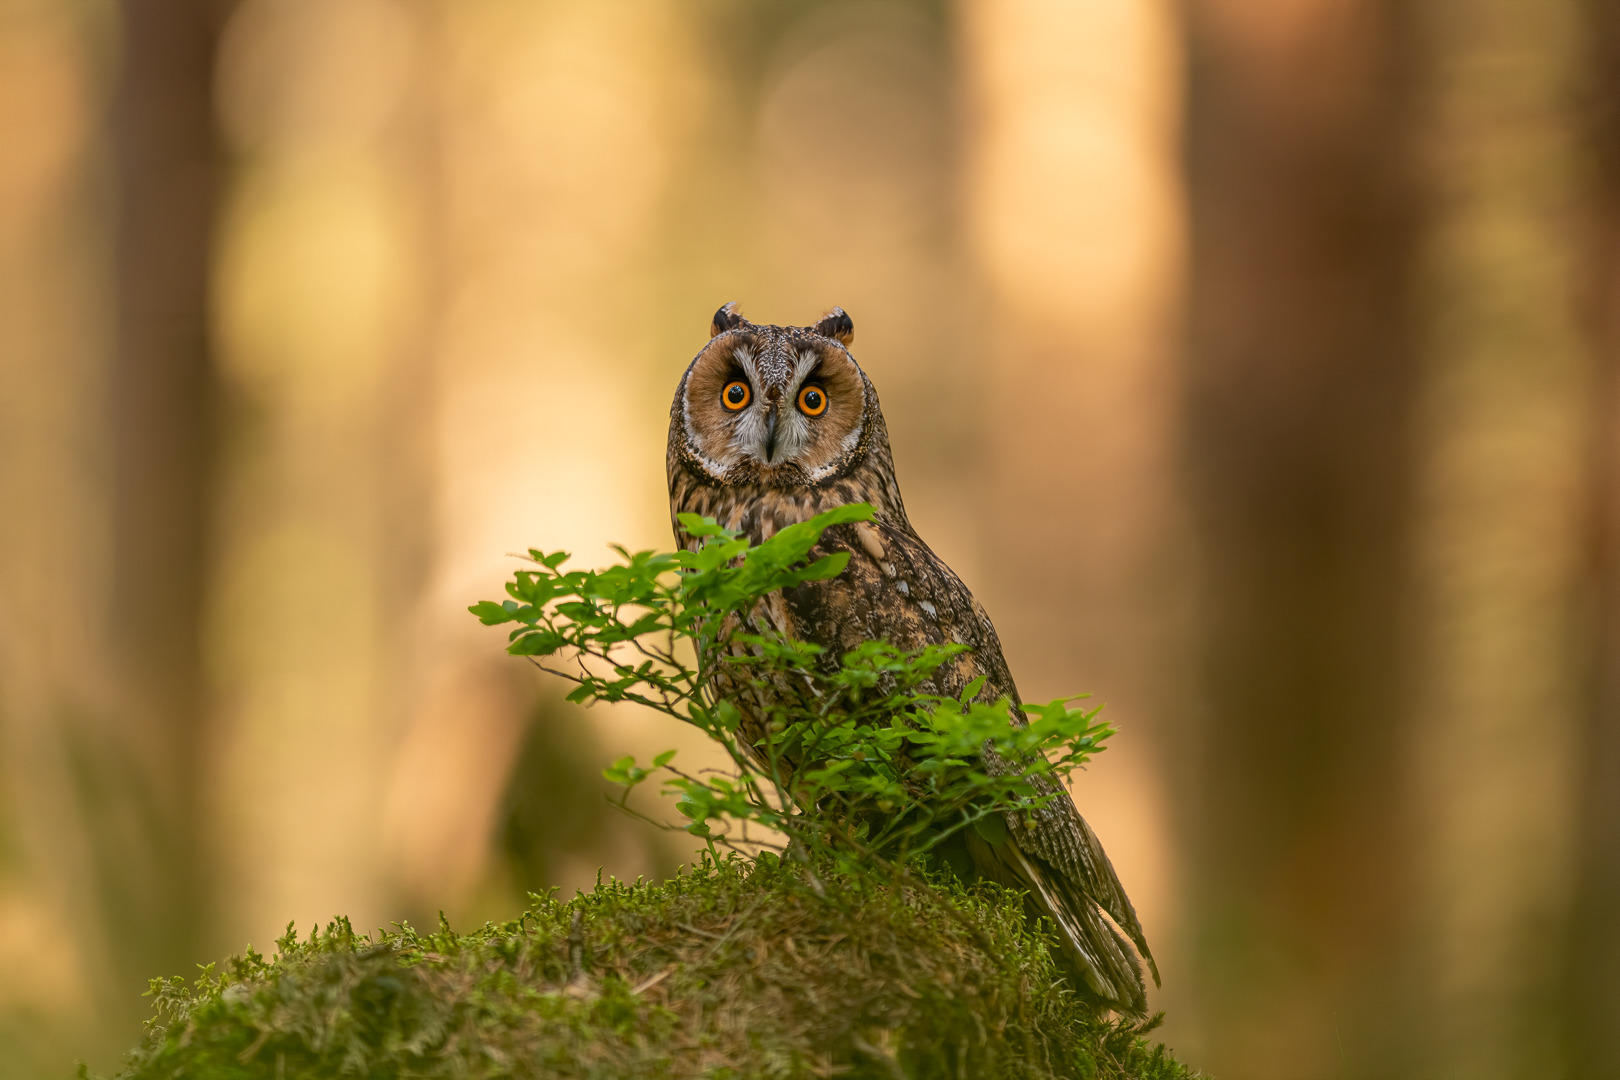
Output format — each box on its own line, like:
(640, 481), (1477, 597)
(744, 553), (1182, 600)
(666, 304), (1155, 1014)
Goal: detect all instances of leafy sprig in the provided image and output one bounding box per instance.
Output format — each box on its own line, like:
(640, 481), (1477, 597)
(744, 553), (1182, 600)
(471, 504), (1112, 882)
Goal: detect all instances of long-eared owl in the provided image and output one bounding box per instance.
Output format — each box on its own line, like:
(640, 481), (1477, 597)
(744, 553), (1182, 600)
(666, 303), (1156, 1014)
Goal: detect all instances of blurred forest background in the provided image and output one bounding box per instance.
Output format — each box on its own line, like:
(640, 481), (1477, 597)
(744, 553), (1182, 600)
(1, 0), (1617, 1076)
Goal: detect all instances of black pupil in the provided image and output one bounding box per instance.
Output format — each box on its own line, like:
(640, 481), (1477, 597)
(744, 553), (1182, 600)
(727, 384), (746, 403)
(805, 389), (822, 409)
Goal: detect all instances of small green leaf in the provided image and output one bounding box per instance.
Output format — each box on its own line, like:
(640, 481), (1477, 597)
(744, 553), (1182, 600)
(468, 600), (513, 625)
(959, 675), (989, 705)
(972, 812), (1010, 846)
(676, 513), (736, 538)
(508, 630), (567, 656)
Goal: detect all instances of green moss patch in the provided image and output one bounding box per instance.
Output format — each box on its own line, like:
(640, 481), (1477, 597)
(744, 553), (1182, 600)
(112, 855), (1193, 1079)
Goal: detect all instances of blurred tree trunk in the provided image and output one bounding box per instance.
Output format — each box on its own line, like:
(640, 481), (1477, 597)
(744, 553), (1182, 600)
(1567, 0), (1620, 1070)
(0, 4), (127, 1073)
(1404, 2), (1591, 1075)
(1176, 2), (1421, 1074)
(105, 0), (224, 1002)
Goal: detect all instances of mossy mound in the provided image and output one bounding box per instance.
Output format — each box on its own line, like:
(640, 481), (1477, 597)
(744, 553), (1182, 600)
(113, 855), (1194, 1079)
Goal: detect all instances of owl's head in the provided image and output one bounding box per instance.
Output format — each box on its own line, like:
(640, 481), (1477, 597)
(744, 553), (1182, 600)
(671, 303), (882, 487)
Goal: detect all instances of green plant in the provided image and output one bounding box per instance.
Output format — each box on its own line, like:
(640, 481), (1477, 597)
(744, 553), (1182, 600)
(469, 503), (1114, 894)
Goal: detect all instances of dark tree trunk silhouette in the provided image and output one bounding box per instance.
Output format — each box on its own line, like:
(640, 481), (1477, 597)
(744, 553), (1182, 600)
(105, 0), (225, 1005)
(1177, 3), (1422, 1073)
(1569, 0), (1620, 1069)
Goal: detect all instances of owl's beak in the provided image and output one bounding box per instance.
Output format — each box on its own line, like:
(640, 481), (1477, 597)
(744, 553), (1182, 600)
(763, 406), (779, 463)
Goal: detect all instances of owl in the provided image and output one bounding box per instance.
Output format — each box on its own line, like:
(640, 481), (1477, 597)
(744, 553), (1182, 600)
(666, 303), (1157, 1015)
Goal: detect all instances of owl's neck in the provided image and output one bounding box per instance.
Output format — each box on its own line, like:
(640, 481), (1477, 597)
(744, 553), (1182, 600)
(670, 445), (910, 549)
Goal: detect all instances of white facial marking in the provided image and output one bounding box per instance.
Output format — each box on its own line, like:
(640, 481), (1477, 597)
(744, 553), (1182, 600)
(805, 382), (864, 482)
(838, 420), (864, 457)
(682, 343), (766, 478)
(767, 407), (810, 464)
(681, 381), (730, 478)
(722, 345), (792, 465)
(792, 349), (820, 384)
(733, 398), (773, 461)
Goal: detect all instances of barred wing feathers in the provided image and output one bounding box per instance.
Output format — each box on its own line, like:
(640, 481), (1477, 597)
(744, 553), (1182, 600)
(780, 518), (1157, 1015)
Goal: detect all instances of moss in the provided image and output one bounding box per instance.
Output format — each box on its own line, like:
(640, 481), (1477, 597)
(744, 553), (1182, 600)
(110, 855), (1195, 1080)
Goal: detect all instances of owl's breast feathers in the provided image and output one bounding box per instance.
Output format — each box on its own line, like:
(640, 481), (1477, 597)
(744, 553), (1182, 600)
(780, 519), (1002, 697)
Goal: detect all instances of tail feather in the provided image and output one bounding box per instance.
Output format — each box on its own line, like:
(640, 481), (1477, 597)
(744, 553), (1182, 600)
(965, 824), (1151, 1016)
(974, 747), (1158, 998)
(1065, 808), (1161, 988)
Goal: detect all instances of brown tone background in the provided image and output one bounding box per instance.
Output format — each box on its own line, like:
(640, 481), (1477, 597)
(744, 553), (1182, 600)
(1, 1), (1616, 1076)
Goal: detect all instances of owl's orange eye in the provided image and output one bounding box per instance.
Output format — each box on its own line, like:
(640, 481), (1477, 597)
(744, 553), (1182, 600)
(722, 381), (750, 410)
(798, 385), (828, 416)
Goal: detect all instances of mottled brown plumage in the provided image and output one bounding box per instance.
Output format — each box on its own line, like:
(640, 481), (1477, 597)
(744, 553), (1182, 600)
(666, 303), (1157, 1014)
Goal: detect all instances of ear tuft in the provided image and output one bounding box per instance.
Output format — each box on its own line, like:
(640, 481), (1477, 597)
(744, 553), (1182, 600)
(812, 307), (854, 345)
(710, 302), (744, 338)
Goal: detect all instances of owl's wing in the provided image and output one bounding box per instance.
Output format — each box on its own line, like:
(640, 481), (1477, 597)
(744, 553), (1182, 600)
(783, 518), (1157, 1014)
